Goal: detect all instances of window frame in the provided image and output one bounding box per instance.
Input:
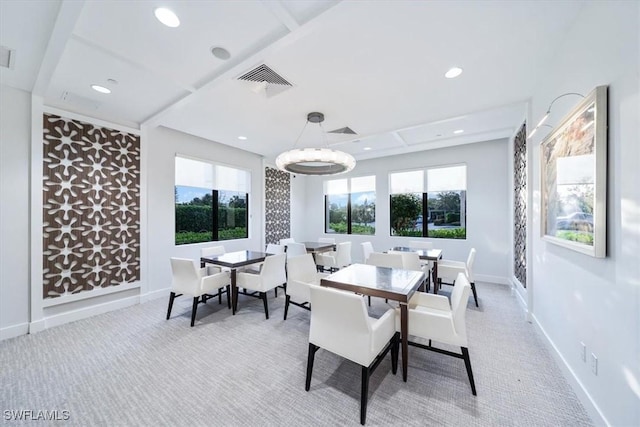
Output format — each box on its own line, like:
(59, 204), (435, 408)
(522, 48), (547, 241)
(174, 155), (250, 245)
(389, 164), (467, 239)
(324, 175), (376, 235)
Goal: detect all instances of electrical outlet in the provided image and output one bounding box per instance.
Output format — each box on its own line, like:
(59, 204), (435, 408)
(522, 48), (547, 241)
(580, 342), (586, 362)
(591, 353), (598, 375)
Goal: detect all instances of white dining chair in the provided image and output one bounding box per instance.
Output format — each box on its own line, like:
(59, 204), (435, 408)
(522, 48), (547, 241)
(438, 248), (478, 307)
(201, 245), (226, 272)
(307, 285), (399, 425)
(315, 241), (351, 272)
(286, 242), (307, 259)
(396, 272), (476, 395)
(167, 258), (230, 326)
(409, 240), (434, 275)
(365, 252), (404, 269)
(279, 238), (295, 245)
(284, 254), (328, 320)
(361, 241), (374, 263)
(235, 253), (287, 319)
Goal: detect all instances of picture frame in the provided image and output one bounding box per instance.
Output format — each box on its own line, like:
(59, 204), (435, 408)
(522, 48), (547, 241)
(540, 85), (607, 257)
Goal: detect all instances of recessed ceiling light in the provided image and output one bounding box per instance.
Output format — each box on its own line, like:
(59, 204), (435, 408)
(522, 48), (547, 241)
(237, 136), (247, 140)
(154, 8), (180, 27)
(91, 85), (111, 94)
(453, 129), (464, 134)
(211, 47), (231, 60)
(445, 67), (463, 79)
(363, 147), (372, 151)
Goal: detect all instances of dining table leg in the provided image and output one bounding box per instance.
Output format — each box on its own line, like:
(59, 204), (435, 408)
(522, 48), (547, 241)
(230, 269), (237, 315)
(400, 303), (409, 382)
(432, 261), (438, 294)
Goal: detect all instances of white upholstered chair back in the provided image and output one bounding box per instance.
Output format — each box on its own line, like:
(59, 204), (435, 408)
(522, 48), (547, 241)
(366, 252), (404, 269)
(279, 238), (295, 245)
(286, 242), (307, 258)
(398, 251), (422, 271)
(266, 243), (285, 254)
(310, 286), (373, 366)
(361, 242), (374, 263)
(450, 272), (472, 342)
(260, 253), (287, 288)
(335, 241), (352, 267)
(170, 258), (201, 296)
(286, 254), (326, 304)
(288, 254), (320, 285)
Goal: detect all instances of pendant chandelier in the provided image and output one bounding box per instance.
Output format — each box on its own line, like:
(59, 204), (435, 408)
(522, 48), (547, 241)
(276, 112), (356, 175)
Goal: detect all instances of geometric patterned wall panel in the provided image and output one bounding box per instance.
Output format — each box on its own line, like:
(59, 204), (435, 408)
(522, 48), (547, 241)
(42, 114), (140, 299)
(264, 167), (290, 245)
(513, 122), (527, 287)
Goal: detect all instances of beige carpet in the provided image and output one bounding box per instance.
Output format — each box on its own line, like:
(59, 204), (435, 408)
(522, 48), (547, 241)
(0, 282), (592, 426)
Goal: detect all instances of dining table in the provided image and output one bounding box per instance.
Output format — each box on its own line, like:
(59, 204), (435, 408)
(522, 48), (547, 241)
(390, 247), (443, 294)
(200, 250), (270, 315)
(320, 263), (425, 382)
(301, 241), (335, 261)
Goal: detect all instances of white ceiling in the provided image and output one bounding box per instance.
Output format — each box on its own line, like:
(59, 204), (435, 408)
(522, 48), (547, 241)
(0, 0), (586, 163)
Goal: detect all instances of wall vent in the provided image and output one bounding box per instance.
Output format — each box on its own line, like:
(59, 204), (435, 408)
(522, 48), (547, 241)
(0, 46), (15, 69)
(328, 126), (357, 135)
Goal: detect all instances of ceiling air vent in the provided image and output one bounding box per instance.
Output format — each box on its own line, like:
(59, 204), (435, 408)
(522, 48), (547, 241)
(0, 46), (15, 69)
(328, 127), (357, 135)
(237, 64), (293, 98)
(61, 91), (100, 110)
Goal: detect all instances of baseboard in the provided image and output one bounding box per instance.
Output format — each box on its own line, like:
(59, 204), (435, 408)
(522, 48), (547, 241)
(140, 287), (168, 303)
(0, 322), (29, 341)
(531, 313), (609, 426)
(475, 274), (510, 285)
(29, 319), (46, 334)
(43, 294), (140, 329)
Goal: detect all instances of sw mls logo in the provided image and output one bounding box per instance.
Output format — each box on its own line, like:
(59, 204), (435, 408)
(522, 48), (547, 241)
(4, 410), (70, 421)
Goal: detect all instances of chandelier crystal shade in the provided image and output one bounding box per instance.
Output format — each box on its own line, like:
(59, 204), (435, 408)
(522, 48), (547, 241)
(276, 112), (356, 176)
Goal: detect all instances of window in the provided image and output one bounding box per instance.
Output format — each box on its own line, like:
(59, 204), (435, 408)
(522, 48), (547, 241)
(390, 165), (466, 239)
(325, 176), (375, 235)
(175, 156), (250, 245)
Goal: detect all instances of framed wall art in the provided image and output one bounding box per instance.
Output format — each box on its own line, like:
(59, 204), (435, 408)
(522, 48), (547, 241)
(540, 85), (607, 257)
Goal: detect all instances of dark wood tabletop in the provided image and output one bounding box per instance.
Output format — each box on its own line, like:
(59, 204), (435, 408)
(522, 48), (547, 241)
(390, 246), (442, 261)
(301, 241), (335, 252)
(200, 250), (269, 269)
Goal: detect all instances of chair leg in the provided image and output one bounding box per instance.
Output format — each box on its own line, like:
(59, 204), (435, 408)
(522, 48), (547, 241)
(461, 347), (477, 395)
(391, 332), (399, 375)
(368, 296), (371, 306)
(226, 285), (231, 309)
(166, 292), (176, 320)
(284, 295), (291, 320)
(261, 292), (269, 320)
(190, 296), (199, 327)
(305, 343), (319, 391)
(218, 287), (223, 304)
(274, 287), (278, 298)
(471, 282), (479, 307)
(360, 365), (370, 425)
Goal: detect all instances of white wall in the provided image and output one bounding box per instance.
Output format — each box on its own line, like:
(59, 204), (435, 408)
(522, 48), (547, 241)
(0, 85), (31, 339)
(295, 138), (511, 283)
(145, 126), (265, 296)
(528, 2), (639, 425)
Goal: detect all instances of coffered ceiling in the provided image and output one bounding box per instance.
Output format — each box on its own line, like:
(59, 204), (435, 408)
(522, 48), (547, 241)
(0, 0), (586, 162)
